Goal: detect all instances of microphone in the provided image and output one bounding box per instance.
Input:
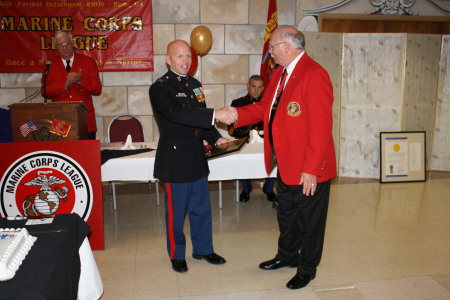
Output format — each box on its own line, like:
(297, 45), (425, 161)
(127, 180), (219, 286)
(43, 61), (52, 104)
(44, 61), (52, 75)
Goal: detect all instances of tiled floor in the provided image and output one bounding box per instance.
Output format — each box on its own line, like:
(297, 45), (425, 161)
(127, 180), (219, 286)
(94, 174), (450, 300)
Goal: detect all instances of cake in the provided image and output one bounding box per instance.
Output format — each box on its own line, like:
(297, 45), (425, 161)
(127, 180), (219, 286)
(0, 228), (37, 281)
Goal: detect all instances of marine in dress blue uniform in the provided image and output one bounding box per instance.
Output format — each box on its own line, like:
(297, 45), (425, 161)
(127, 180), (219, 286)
(228, 75), (276, 202)
(149, 40), (228, 273)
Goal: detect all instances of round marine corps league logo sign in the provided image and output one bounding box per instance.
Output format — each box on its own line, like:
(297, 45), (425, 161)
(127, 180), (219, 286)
(0, 151), (92, 219)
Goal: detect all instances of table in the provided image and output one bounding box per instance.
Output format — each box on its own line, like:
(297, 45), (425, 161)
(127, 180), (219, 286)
(101, 142), (276, 208)
(0, 214), (103, 300)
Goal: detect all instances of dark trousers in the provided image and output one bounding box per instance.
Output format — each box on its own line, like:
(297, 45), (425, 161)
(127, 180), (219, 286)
(275, 177), (331, 276)
(163, 176), (214, 260)
(241, 177), (275, 193)
(88, 131), (96, 140)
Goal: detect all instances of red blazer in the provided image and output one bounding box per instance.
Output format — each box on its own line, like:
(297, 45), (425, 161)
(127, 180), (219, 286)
(41, 53), (102, 133)
(236, 53), (336, 185)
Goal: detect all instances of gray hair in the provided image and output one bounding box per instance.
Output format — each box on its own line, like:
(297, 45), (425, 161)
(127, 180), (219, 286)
(54, 30), (73, 40)
(280, 29), (305, 50)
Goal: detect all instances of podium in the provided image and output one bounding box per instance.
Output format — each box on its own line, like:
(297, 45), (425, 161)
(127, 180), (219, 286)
(8, 102), (88, 142)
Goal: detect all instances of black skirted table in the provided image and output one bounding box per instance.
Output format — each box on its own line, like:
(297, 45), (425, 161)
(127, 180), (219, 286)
(0, 214), (90, 300)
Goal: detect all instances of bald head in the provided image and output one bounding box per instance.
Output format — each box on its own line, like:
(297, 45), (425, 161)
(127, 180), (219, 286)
(166, 40), (192, 75)
(268, 26), (305, 68)
(167, 40), (190, 55)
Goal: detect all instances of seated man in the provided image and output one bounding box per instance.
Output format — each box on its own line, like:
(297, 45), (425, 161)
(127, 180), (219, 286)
(228, 75), (277, 203)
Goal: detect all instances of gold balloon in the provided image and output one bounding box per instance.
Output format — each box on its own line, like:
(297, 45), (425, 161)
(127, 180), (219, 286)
(190, 26), (212, 56)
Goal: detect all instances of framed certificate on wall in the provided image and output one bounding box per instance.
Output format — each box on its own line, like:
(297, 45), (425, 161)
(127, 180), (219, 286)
(380, 131), (426, 183)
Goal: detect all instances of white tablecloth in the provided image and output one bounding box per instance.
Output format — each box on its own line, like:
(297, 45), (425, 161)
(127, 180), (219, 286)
(101, 142), (275, 181)
(79, 239), (103, 300)
(101, 142), (276, 208)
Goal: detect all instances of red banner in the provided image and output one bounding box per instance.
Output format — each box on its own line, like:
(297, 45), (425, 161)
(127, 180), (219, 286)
(260, 0), (278, 85)
(0, 140), (104, 250)
(0, 0), (153, 73)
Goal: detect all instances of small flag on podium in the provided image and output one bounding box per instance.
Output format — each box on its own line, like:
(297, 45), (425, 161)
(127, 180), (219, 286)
(50, 119), (71, 137)
(20, 120), (38, 137)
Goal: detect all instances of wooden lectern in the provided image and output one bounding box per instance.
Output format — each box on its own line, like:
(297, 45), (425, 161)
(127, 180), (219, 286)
(8, 102), (88, 142)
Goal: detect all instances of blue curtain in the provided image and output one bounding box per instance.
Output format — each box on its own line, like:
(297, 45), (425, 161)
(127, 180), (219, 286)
(0, 108), (13, 142)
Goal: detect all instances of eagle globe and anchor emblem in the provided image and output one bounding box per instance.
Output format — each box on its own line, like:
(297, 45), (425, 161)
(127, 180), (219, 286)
(22, 170), (70, 216)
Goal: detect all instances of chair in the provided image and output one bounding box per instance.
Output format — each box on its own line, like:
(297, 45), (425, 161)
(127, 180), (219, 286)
(107, 114), (159, 209)
(108, 114), (145, 143)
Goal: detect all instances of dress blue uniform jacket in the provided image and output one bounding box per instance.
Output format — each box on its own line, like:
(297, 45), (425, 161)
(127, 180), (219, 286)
(149, 70), (222, 182)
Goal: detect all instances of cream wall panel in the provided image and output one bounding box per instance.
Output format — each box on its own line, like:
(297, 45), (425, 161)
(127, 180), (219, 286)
(152, 24), (175, 55)
(432, 35), (450, 171)
(340, 107), (401, 178)
(202, 55), (248, 84)
(96, 116), (104, 142)
(128, 86), (153, 115)
(278, 0), (297, 26)
(102, 116), (116, 142)
(404, 34), (441, 168)
(201, 0), (248, 24)
(94, 86), (127, 117)
(152, 55), (170, 84)
(152, 0), (199, 24)
(340, 34), (406, 178)
(137, 116), (155, 142)
(249, 55), (262, 78)
(0, 73), (41, 88)
(225, 25), (265, 54)
(0, 89), (25, 106)
(226, 84), (247, 107)
(204, 84), (225, 110)
(249, 0), (270, 25)
(103, 72), (152, 87)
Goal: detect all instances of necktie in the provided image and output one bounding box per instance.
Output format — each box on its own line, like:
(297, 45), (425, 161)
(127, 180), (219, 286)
(268, 69), (288, 170)
(65, 60), (71, 72)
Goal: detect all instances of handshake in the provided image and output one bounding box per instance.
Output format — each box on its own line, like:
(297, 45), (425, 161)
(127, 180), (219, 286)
(215, 106), (238, 125)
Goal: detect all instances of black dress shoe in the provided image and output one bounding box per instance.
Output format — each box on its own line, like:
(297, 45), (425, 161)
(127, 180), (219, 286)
(286, 273), (316, 289)
(265, 192), (277, 202)
(239, 191), (250, 202)
(259, 258), (297, 270)
(192, 253), (226, 265)
(171, 259), (188, 273)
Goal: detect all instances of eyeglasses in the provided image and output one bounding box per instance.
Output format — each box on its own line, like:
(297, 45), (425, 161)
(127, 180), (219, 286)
(268, 42), (286, 51)
(56, 42), (72, 48)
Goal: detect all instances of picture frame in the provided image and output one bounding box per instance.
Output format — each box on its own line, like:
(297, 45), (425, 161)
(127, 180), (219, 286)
(380, 131), (426, 183)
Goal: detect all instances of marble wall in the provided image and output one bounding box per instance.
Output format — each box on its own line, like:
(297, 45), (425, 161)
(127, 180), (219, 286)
(433, 35), (450, 171)
(1, 0), (449, 177)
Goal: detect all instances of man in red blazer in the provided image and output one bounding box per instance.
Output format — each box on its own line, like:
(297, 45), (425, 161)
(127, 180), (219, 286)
(228, 26), (336, 289)
(41, 30), (102, 140)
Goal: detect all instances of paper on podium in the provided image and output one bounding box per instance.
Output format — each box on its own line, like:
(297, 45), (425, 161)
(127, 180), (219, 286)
(121, 134), (136, 150)
(248, 129), (263, 144)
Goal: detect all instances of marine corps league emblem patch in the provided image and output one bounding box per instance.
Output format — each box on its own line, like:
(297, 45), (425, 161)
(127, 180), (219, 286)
(0, 151), (93, 220)
(287, 102), (301, 117)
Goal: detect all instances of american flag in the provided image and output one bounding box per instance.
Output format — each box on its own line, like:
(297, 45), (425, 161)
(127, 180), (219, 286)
(20, 120), (38, 137)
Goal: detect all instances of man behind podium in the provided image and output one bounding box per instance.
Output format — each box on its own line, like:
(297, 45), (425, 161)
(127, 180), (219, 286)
(41, 30), (102, 140)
